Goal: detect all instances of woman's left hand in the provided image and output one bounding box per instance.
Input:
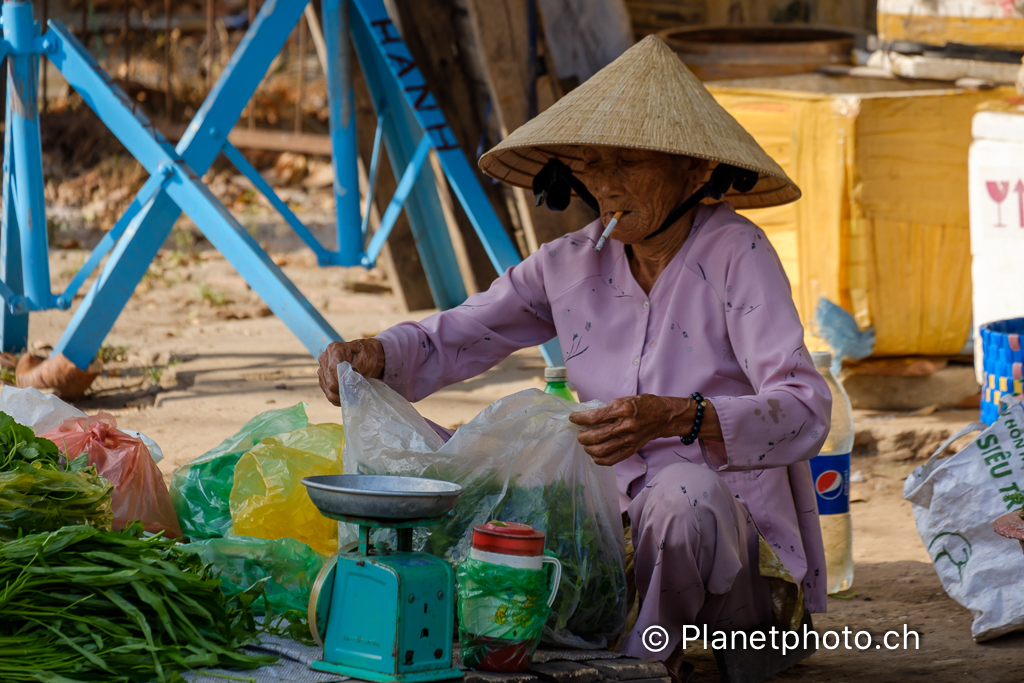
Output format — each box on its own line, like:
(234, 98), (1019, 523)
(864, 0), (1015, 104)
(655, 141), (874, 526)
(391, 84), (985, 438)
(569, 394), (682, 466)
(569, 393), (722, 466)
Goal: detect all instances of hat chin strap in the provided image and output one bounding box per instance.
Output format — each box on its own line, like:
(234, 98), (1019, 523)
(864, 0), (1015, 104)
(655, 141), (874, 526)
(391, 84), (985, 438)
(643, 163), (759, 240)
(532, 159), (759, 240)
(532, 158), (601, 214)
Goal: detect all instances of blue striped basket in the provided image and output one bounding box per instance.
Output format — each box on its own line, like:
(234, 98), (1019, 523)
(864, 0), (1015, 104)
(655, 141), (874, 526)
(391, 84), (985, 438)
(981, 318), (1024, 424)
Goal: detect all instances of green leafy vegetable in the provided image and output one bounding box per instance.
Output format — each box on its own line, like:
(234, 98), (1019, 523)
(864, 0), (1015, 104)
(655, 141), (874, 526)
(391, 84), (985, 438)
(0, 523), (277, 682)
(1005, 491), (1024, 510)
(0, 411), (113, 539)
(0, 410), (64, 470)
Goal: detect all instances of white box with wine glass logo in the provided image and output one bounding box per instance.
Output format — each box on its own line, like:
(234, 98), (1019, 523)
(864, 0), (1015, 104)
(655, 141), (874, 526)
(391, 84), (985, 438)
(969, 101), (1024, 382)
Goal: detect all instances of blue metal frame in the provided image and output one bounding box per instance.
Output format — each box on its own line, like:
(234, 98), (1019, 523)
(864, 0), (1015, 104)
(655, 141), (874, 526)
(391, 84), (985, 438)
(322, 0), (362, 264)
(221, 141), (333, 264)
(57, 168), (170, 309)
(360, 110), (386, 243)
(364, 134), (431, 267)
(344, 0), (562, 363)
(347, 0), (465, 309)
(47, 0), (328, 366)
(1, 92), (30, 350)
(348, 0), (524, 275)
(4, 2), (51, 315)
(47, 21), (339, 361)
(0, 0), (564, 368)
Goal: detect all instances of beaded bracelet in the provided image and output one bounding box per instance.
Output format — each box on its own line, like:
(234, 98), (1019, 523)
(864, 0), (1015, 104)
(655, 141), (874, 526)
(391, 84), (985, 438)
(680, 392), (706, 445)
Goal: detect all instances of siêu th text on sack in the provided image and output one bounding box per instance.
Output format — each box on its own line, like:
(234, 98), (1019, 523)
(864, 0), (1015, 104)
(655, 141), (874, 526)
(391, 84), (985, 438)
(977, 415), (1024, 509)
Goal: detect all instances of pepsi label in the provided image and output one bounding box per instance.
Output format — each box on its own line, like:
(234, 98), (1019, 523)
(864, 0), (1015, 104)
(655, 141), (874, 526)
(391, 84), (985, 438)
(808, 452), (850, 515)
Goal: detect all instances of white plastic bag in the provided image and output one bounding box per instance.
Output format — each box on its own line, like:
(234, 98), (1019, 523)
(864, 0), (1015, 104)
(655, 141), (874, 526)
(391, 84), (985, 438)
(0, 386), (86, 433)
(903, 401), (1024, 641)
(336, 363), (627, 648)
(0, 386), (164, 463)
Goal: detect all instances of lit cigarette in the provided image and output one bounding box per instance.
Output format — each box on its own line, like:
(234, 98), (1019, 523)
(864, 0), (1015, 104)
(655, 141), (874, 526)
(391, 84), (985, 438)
(594, 212), (623, 252)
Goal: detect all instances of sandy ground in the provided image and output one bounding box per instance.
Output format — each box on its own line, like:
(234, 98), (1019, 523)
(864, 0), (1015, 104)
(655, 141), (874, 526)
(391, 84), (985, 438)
(20, 244), (1024, 682)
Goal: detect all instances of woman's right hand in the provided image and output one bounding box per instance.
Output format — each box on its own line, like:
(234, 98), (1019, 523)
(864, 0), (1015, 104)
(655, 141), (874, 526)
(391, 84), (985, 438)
(317, 338), (386, 406)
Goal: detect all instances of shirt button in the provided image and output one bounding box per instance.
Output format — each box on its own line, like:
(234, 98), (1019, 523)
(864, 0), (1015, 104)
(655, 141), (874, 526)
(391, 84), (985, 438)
(640, 464), (647, 473)
(642, 301), (650, 309)
(633, 358), (640, 366)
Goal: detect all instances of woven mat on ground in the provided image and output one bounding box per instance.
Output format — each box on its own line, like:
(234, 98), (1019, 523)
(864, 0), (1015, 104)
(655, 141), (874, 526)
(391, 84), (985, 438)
(182, 634), (348, 683)
(181, 635), (624, 682)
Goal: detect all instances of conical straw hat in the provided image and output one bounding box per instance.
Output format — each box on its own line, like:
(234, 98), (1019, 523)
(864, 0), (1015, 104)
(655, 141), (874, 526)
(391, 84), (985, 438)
(479, 35), (800, 209)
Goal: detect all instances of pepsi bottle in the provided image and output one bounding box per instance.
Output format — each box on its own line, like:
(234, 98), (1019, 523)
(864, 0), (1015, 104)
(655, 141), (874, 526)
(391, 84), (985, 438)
(810, 352), (855, 594)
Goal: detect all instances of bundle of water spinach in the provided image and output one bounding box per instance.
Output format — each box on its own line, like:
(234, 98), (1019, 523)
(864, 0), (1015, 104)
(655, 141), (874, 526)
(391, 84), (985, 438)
(0, 410), (112, 539)
(0, 523), (276, 682)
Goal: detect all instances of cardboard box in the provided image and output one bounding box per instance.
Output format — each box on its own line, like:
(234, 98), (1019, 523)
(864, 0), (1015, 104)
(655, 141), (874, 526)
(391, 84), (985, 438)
(878, 0), (1024, 52)
(707, 75), (1015, 356)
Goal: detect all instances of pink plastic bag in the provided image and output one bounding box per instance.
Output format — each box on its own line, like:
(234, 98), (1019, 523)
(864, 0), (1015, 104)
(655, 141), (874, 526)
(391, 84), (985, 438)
(42, 413), (182, 538)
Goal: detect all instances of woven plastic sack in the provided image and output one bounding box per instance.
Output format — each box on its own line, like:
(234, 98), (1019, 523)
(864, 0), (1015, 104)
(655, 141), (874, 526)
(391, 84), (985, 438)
(0, 460), (113, 539)
(230, 423), (345, 555)
(337, 363), (626, 648)
(171, 404), (309, 540)
(180, 535), (325, 615)
(457, 557), (553, 671)
(904, 400), (1024, 641)
(41, 413), (181, 538)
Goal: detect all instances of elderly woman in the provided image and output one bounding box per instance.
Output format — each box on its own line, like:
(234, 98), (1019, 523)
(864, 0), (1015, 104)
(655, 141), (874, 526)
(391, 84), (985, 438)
(318, 36), (831, 675)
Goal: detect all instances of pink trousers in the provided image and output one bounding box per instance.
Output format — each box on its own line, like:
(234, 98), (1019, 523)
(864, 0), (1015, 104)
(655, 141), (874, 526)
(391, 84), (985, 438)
(619, 462), (774, 659)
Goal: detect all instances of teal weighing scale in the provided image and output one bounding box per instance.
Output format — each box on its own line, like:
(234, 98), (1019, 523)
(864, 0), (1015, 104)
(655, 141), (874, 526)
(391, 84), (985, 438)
(303, 474), (466, 682)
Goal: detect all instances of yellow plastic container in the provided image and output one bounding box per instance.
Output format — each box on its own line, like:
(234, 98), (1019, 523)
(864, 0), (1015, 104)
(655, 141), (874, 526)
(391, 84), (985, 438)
(707, 75), (1015, 357)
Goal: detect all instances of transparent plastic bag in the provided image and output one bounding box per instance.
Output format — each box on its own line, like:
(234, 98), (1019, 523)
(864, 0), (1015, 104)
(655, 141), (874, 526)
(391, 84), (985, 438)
(41, 413), (181, 538)
(457, 557), (552, 671)
(230, 423), (345, 555)
(337, 363), (626, 647)
(170, 404), (309, 540)
(0, 461), (113, 539)
(180, 534), (325, 615)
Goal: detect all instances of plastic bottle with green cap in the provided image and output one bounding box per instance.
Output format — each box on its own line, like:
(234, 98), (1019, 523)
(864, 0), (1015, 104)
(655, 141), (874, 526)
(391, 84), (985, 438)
(543, 367), (576, 402)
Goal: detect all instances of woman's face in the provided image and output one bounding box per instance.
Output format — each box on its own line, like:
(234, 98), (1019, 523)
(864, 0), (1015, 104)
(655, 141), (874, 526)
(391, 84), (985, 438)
(576, 146), (708, 244)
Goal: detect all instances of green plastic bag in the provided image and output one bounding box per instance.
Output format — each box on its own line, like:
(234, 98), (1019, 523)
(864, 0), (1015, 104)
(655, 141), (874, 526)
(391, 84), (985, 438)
(180, 534), (326, 615)
(170, 404), (309, 539)
(0, 461), (113, 539)
(457, 557), (552, 671)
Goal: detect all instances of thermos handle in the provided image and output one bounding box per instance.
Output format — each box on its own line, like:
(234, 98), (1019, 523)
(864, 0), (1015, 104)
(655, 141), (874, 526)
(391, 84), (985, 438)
(542, 556), (562, 607)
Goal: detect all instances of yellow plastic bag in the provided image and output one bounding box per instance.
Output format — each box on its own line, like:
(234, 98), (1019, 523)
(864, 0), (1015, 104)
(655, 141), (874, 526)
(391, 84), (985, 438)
(229, 423), (344, 555)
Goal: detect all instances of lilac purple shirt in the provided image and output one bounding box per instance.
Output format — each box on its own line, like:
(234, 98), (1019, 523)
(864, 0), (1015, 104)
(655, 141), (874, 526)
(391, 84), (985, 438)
(376, 203), (832, 612)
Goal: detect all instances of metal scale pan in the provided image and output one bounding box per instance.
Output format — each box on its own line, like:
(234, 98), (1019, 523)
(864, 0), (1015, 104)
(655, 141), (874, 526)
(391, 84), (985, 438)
(302, 474), (464, 521)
